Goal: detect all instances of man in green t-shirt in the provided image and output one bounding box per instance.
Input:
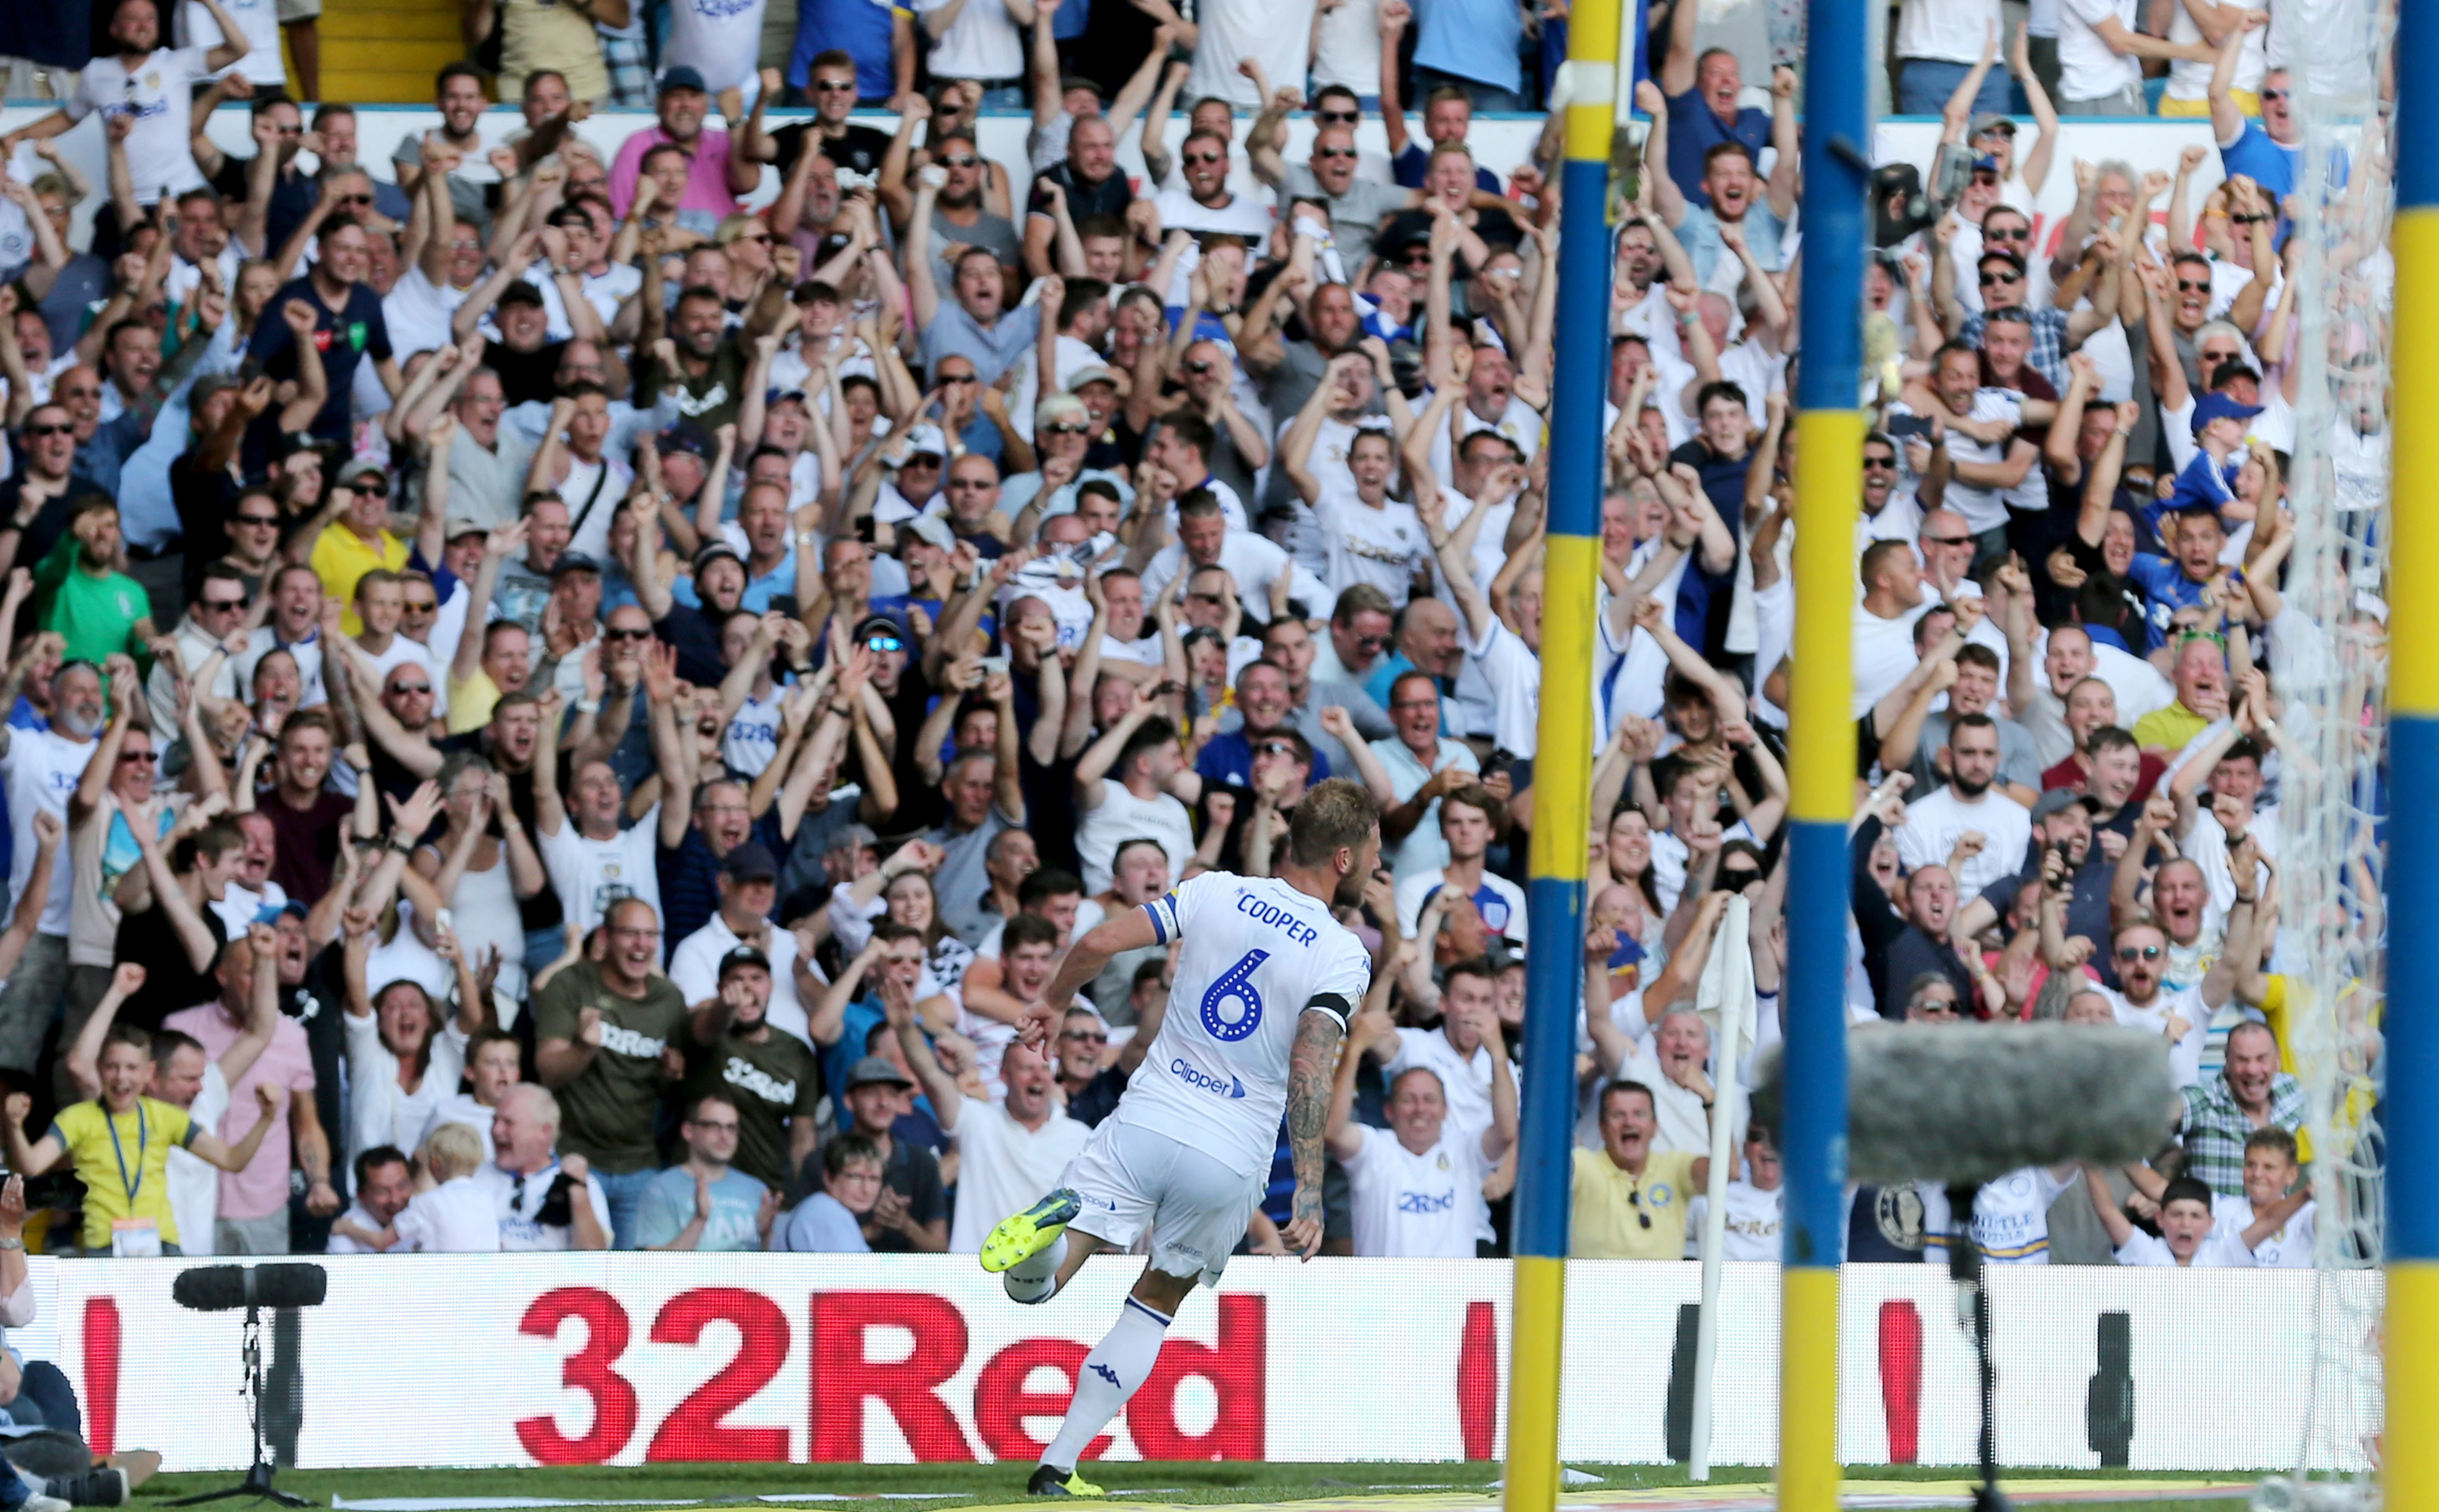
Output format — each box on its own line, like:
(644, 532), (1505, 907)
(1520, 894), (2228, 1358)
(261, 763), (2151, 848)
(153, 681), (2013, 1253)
(684, 944), (821, 1191)
(34, 499), (165, 669)
(534, 895), (689, 1246)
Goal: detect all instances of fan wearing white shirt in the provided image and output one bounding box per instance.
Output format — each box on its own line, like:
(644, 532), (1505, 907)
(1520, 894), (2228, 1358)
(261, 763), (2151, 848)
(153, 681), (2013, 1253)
(2086, 1169), (2235, 1267)
(1891, 714), (2033, 900)
(2213, 1126), (2316, 1268)
(1282, 354), (1430, 609)
(666, 843), (817, 1046)
(2096, 919), (2216, 1091)
(1137, 493), (1331, 617)
(2, 0), (250, 208)
(325, 1145), (413, 1254)
(1420, 447), (1544, 762)
(1327, 1004), (1515, 1258)
(531, 691), (664, 939)
(1853, 538), (1939, 719)
(331, 1122), (500, 1252)
(419, 1028), (522, 1164)
(1686, 1128), (1784, 1262)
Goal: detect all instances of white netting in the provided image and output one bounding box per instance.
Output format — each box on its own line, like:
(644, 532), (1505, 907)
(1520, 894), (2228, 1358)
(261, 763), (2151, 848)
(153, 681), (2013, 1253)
(2250, 0), (2393, 1502)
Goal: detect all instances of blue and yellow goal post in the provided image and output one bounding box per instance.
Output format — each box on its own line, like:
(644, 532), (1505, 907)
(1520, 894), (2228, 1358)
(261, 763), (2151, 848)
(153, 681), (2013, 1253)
(1778, 0), (1870, 1506)
(1500, 0), (1621, 1504)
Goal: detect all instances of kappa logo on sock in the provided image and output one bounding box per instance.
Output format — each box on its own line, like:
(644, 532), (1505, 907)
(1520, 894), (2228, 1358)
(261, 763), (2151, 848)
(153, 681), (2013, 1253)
(1090, 1363), (1121, 1387)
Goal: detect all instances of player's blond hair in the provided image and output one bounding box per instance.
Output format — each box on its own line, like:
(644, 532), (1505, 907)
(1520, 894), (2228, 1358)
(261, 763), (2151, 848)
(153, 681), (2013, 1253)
(1286, 778), (1380, 866)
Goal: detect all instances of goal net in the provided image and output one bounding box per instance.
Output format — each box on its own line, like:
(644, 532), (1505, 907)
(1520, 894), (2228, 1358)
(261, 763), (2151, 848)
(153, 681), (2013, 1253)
(2250, 0), (2393, 1503)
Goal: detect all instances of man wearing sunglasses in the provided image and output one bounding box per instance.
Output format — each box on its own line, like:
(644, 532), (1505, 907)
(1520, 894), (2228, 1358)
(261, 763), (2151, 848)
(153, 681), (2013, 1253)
(1251, 123), (1421, 276)
(1, 406), (79, 570)
(1944, 244), (2098, 397)
(2091, 918), (2216, 1090)
(143, 563), (249, 735)
(2207, 30), (2303, 226)
(307, 458), (409, 636)
(1149, 128), (1274, 240)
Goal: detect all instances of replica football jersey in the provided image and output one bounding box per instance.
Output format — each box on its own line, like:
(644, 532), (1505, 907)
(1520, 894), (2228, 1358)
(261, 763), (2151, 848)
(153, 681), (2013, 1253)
(1110, 872), (1372, 1178)
(2212, 1192), (2318, 1267)
(1921, 1166), (2076, 1264)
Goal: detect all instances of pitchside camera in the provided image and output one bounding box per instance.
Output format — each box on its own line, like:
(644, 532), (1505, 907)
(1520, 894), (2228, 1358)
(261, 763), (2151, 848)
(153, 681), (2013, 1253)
(168, 1263), (326, 1509)
(1873, 162), (1939, 249)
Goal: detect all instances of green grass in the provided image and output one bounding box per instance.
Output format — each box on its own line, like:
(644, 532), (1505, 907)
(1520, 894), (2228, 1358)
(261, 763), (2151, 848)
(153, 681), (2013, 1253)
(126, 1460), (2262, 1512)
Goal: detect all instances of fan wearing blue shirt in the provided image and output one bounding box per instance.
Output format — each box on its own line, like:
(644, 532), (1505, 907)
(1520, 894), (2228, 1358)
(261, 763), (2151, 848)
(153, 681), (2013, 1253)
(2166, 390), (2261, 517)
(2127, 504), (2235, 655)
(1380, 79), (1504, 194)
(1651, 0), (1772, 211)
(2208, 33), (2320, 247)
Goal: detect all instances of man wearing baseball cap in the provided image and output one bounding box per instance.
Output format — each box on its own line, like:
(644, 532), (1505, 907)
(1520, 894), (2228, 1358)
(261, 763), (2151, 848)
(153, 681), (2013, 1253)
(669, 843), (815, 1043)
(605, 65), (762, 229)
(310, 456), (409, 635)
(1950, 787), (2113, 961)
(821, 1053), (948, 1252)
(681, 943), (824, 1191)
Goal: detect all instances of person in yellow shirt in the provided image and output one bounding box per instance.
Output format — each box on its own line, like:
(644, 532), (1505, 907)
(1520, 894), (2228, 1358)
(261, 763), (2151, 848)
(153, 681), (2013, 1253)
(1573, 1080), (1708, 1260)
(2131, 633), (2227, 756)
(2, 1024), (285, 1254)
(309, 459), (410, 635)
(444, 521), (529, 734)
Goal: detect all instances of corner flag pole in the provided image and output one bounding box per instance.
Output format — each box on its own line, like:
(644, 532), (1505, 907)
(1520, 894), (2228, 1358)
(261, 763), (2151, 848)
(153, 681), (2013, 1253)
(1502, 0), (1618, 1502)
(2385, 2), (2438, 1505)
(1779, 0), (1870, 1505)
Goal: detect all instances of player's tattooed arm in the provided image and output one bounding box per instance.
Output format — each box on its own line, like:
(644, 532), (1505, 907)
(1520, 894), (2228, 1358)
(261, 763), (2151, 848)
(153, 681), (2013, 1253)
(1283, 1006), (1347, 1260)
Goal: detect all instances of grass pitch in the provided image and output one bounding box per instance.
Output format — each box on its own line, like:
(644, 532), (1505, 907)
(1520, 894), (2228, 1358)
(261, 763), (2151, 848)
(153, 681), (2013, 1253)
(126, 1459), (2258, 1512)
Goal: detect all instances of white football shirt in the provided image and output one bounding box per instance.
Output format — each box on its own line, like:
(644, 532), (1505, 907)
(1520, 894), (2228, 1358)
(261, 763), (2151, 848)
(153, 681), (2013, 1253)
(1922, 1166), (2076, 1264)
(1340, 1123), (1484, 1258)
(538, 804), (664, 937)
(2213, 1192), (2316, 1268)
(1113, 872), (1372, 1178)
(64, 48), (213, 206)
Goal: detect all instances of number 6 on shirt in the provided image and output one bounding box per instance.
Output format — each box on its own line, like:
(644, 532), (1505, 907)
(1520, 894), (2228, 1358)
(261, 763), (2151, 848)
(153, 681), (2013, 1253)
(1200, 951), (1270, 1041)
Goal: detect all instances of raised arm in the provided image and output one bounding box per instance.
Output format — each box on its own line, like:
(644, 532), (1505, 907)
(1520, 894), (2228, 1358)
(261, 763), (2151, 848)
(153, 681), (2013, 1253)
(2207, 18), (2261, 148)
(126, 800), (219, 974)
(1657, 0), (1701, 96)
(1135, 58), (1192, 195)
(189, 1085), (289, 1173)
(2009, 23), (2060, 193)
(905, 174), (943, 331)
(885, 973), (967, 1129)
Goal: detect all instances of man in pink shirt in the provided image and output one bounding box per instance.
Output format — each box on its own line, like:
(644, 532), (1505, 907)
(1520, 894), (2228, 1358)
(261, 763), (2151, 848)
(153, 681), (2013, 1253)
(606, 66), (763, 228)
(164, 921), (340, 1253)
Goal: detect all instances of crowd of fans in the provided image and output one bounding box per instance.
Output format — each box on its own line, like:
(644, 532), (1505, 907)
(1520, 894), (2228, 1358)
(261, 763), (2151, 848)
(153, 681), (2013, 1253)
(0, 0), (2382, 1285)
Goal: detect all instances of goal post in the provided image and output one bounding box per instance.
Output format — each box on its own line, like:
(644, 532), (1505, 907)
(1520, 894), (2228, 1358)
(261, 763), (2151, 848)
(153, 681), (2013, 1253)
(1778, 0), (1871, 1506)
(1502, 0), (1622, 1504)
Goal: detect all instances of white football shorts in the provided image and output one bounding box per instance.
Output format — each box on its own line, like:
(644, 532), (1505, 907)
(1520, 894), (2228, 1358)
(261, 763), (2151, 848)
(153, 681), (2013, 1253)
(1061, 1119), (1265, 1287)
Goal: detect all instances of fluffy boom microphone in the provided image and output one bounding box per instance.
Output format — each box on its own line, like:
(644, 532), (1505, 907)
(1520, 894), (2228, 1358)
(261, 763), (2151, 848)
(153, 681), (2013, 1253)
(170, 1262), (328, 1312)
(1759, 1023), (2180, 1185)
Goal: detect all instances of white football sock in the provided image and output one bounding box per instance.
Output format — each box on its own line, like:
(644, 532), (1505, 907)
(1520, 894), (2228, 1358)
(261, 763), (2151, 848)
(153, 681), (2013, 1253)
(1040, 1296), (1172, 1472)
(1003, 1233), (1068, 1304)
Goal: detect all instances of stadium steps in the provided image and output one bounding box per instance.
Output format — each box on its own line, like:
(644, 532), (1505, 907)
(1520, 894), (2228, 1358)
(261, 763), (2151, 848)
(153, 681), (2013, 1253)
(319, 0), (466, 105)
